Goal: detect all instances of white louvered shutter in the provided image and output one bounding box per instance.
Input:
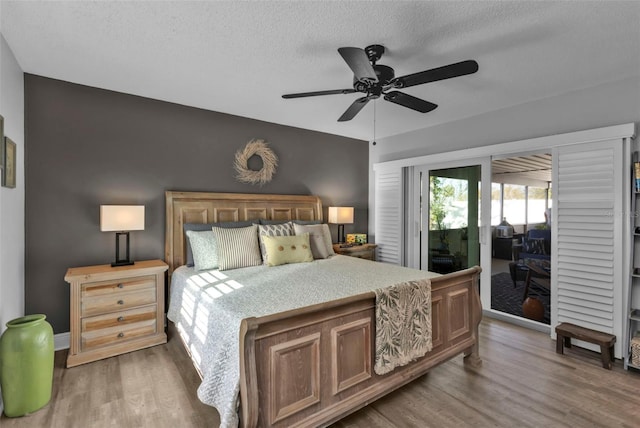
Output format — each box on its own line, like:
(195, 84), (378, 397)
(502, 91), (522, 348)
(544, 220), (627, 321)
(553, 139), (624, 356)
(374, 168), (404, 264)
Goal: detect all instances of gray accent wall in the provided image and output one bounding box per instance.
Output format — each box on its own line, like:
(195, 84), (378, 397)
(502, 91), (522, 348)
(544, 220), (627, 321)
(25, 75), (368, 333)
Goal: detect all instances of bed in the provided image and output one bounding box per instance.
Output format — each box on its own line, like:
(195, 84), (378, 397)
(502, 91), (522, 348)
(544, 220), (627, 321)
(165, 191), (482, 428)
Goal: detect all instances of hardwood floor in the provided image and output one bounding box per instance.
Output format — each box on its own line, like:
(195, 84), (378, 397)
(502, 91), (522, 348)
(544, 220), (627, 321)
(0, 324), (220, 428)
(2, 318), (639, 427)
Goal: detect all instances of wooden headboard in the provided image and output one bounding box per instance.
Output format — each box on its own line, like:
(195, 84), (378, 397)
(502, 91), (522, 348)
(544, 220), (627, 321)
(164, 191), (323, 275)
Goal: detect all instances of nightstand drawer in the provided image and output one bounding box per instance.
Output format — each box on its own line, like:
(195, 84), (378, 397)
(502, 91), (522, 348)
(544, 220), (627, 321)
(82, 275), (156, 298)
(81, 305), (157, 332)
(81, 288), (157, 317)
(81, 319), (157, 351)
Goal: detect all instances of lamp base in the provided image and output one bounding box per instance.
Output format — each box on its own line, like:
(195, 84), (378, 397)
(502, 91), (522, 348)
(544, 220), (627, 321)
(111, 232), (134, 268)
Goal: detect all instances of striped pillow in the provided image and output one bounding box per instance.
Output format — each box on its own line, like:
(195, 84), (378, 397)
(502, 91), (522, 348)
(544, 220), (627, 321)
(258, 222), (294, 264)
(212, 225), (262, 271)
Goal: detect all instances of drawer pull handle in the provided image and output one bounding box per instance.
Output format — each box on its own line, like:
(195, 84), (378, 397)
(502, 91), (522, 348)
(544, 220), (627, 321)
(117, 300), (124, 305)
(117, 283), (124, 289)
(117, 316), (125, 322)
(117, 332), (124, 338)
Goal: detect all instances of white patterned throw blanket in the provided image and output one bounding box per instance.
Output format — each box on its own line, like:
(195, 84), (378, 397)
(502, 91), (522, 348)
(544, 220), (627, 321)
(373, 279), (432, 375)
(167, 256), (439, 428)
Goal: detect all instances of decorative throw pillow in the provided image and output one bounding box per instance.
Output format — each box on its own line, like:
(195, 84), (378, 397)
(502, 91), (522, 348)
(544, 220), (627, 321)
(183, 221), (253, 266)
(258, 222), (294, 264)
(185, 230), (218, 271)
(293, 223), (335, 259)
(212, 225), (262, 271)
(262, 234), (314, 267)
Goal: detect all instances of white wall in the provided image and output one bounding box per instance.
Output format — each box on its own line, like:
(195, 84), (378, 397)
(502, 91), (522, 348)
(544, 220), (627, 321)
(0, 35), (25, 336)
(371, 76), (640, 164)
(369, 76), (640, 240)
(0, 30), (25, 415)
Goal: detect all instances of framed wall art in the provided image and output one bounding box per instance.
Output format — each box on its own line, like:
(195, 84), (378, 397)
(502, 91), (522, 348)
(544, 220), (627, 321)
(0, 115), (4, 176)
(3, 136), (16, 188)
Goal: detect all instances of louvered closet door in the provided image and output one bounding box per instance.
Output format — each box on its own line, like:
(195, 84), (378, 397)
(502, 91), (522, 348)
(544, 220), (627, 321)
(374, 168), (403, 264)
(554, 139), (624, 356)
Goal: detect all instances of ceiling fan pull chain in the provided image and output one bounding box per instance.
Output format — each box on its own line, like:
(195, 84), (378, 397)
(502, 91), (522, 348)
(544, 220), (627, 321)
(373, 100), (377, 145)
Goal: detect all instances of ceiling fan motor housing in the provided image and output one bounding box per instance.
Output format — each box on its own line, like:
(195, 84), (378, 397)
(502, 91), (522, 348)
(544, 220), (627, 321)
(365, 44), (385, 63)
(353, 64), (395, 95)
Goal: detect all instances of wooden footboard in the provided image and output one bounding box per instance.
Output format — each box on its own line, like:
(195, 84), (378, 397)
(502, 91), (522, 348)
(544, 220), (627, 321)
(239, 266), (482, 428)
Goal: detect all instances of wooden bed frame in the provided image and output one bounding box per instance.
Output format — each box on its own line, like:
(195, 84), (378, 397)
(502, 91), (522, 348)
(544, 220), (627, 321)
(165, 191), (482, 428)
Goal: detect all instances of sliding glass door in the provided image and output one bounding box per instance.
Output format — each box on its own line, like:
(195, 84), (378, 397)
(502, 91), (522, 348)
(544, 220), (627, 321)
(412, 158), (492, 308)
(427, 166), (481, 273)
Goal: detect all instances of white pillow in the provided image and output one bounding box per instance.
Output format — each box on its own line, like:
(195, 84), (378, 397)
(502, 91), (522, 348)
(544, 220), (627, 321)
(293, 223), (335, 259)
(212, 225), (262, 270)
(185, 230), (218, 271)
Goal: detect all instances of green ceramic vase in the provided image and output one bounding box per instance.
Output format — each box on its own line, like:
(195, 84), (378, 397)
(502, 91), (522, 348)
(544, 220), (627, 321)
(0, 314), (54, 417)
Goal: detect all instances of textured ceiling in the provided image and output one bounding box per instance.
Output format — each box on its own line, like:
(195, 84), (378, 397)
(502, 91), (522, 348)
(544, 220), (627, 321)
(1, 1), (639, 141)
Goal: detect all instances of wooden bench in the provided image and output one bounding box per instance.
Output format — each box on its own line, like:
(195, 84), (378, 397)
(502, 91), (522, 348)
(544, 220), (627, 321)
(555, 322), (616, 369)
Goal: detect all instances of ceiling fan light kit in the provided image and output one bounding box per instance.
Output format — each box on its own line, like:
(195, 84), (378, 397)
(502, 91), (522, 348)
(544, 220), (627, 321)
(282, 44), (479, 122)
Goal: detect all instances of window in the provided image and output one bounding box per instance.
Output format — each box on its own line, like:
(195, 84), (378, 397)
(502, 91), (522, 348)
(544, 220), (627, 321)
(491, 183), (551, 226)
(527, 186), (548, 225)
(491, 183), (502, 226)
(502, 184), (526, 225)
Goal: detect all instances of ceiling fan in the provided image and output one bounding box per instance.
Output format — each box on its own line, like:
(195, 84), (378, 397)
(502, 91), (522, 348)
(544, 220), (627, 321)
(282, 44), (479, 122)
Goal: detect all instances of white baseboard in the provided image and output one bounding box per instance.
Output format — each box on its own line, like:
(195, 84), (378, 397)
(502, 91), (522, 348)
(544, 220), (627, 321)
(54, 332), (70, 351)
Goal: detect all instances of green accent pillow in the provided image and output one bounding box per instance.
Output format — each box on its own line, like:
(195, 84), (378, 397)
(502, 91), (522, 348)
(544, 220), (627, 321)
(262, 233), (314, 267)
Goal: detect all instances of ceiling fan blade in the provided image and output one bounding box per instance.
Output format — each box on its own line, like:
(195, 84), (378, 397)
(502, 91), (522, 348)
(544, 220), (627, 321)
(338, 47), (378, 83)
(338, 97), (370, 122)
(282, 89), (356, 99)
(383, 91), (437, 113)
(392, 60), (479, 88)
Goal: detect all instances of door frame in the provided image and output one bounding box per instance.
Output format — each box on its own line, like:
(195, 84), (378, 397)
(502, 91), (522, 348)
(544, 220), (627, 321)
(409, 157), (493, 310)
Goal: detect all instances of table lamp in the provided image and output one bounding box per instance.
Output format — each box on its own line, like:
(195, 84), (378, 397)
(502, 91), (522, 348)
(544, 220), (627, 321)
(100, 205), (145, 267)
(328, 206), (354, 244)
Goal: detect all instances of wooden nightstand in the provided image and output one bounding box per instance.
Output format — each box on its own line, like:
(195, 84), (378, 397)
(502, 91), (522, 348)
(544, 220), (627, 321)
(64, 259), (168, 368)
(332, 243), (377, 261)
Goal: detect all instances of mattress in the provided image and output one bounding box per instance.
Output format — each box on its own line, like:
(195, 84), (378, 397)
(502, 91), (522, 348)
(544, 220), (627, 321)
(167, 255), (438, 427)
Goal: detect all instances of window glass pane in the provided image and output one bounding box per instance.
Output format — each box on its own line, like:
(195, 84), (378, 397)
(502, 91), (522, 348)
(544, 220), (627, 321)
(429, 176), (468, 229)
(502, 184), (526, 225)
(527, 187), (547, 225)
(491, 182), (501, 226)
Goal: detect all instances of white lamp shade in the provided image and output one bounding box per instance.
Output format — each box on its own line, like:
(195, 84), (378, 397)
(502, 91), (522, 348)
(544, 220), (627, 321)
(328, 206), (354, 224)
(100, 205), (145, 232)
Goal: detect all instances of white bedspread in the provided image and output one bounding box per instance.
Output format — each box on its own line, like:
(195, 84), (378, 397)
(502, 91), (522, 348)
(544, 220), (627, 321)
(167, 255), (438, 428)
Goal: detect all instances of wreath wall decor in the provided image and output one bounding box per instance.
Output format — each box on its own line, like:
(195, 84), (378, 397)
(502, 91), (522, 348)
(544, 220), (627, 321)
(234, 139), (278, 186)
